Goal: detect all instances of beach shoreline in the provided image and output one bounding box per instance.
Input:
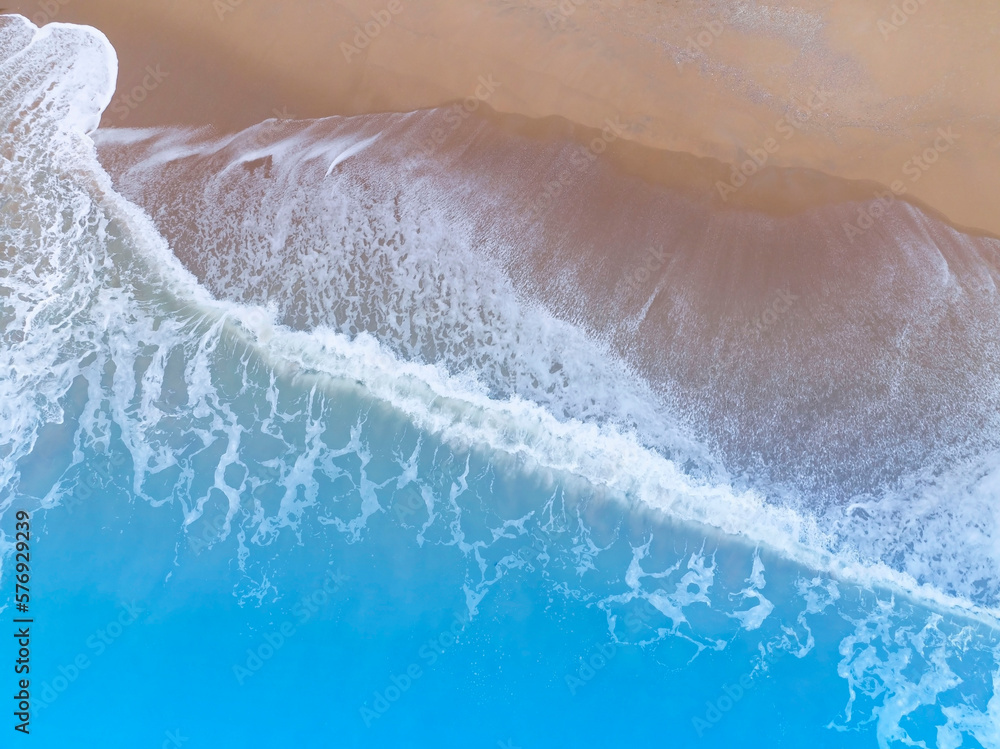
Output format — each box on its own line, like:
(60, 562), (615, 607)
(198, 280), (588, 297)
(4, 0), (998, 237)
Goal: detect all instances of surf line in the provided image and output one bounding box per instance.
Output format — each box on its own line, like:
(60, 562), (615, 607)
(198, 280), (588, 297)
(841, 127), (959, 242)
(416, 75), (503, 158)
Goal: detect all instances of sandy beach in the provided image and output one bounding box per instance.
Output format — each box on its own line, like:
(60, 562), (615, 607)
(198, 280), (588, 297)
(4, 4), (1000, 744)
(5, 0), (999, 237)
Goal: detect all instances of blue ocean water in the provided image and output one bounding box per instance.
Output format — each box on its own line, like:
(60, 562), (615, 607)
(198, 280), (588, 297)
(1, 15), (999, 748)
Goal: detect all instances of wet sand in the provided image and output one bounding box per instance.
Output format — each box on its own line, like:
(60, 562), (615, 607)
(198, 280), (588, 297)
(93, 105), (1000, 502)
(4, 0), (998, 237)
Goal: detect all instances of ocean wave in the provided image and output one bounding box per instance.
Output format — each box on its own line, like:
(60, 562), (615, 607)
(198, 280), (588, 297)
(1, 13), (999, 627)
(96, 115), (1000, 611)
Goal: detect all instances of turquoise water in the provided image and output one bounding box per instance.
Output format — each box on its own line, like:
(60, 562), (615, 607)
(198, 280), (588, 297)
(2, 15), (999, 748)
(21, 391), (1000, 748)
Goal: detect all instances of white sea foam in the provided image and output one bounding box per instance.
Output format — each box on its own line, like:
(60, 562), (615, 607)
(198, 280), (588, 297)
(2, 14), (999, 739)
(830, 602), (1000, 749)
(92, 122), (1000, 620)
(1, 14), (999, 631)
